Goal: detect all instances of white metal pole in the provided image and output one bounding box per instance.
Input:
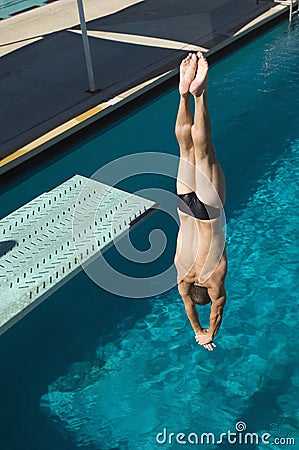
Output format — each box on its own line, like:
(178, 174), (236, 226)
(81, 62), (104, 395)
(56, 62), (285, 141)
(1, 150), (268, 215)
(76, 0), (96, 92)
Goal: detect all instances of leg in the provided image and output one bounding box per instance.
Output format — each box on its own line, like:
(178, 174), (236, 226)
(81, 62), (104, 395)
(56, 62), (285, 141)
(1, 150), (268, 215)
(190, 53), (225, 207)
(175, 54), (197, 194)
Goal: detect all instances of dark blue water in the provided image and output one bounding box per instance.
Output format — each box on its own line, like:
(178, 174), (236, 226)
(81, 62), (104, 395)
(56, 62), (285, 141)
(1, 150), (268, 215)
(0, 19), (298, 450)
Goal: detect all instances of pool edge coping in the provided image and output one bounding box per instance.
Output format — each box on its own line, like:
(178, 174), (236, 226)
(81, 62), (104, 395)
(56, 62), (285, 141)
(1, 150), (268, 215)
(0, 4), (289, 176)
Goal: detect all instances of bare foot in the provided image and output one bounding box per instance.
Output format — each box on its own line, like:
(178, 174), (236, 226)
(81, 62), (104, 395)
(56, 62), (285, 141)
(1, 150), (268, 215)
(179, 53), (197, 97)
(189, 52), (208, 96)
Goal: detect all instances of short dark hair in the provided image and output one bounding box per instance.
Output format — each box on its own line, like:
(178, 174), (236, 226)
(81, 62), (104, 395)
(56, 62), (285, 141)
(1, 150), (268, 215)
(190, 284), (211, 306)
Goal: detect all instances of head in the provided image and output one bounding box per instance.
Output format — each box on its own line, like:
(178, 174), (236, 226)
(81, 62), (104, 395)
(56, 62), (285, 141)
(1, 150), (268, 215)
(189, 284), (211, 306)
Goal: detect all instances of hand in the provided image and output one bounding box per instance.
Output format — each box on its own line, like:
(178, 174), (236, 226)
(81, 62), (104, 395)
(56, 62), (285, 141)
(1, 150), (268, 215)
(203, 342), (216, 352)
(195, 330), (216, 351)
(195, 329), (213, 345)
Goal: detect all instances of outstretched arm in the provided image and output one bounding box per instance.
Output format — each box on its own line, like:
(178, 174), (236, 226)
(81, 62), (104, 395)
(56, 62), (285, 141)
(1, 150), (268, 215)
(195, 284), (226, 345)
(178, 281), (203, 333)
(182, 294), (203, 334)
(208, 287), (226, 339)
(179, 282), (216, 351)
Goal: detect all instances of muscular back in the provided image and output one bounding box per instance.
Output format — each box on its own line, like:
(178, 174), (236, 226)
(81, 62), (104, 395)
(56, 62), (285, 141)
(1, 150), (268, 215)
(175, 209), (226, 286)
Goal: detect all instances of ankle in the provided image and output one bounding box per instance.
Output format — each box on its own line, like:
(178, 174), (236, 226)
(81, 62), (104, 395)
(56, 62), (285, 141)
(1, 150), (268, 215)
(193, 87), (207, 99)
(180, 91), (190, 99)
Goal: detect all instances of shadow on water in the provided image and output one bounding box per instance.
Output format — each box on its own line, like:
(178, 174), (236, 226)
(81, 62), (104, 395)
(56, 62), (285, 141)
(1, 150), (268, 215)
(0, 209), (174, 450)
(216, 360), (296, 450)
(0, 254), (153, 449)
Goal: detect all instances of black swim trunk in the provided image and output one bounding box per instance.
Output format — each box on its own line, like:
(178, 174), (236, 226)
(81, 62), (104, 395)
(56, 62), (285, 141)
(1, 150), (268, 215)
(177, 192), (220, 220)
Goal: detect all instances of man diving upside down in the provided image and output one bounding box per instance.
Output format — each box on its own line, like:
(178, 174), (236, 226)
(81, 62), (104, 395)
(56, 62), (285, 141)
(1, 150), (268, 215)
(174, 52), (227, 352)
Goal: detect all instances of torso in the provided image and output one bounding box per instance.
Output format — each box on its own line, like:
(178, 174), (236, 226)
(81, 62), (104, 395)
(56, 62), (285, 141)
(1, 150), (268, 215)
(175, 210), (227, 289)
(175, 156), (227, 290)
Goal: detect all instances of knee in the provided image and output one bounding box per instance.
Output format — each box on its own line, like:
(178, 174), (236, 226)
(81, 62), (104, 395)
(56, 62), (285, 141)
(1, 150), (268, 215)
(191, 124), (211, 149)
(175, 123), (193, 143)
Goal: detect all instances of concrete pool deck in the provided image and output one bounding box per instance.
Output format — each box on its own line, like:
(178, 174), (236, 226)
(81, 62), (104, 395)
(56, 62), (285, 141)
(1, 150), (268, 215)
(0, 0), (291, 175)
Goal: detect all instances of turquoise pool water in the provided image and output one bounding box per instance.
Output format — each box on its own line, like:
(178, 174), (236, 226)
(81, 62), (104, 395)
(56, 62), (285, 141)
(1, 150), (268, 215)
(0, 19), (298, 450)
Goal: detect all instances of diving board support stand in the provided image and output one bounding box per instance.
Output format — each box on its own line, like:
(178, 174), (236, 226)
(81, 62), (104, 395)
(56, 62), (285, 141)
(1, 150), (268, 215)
(76, 0), (96, 92)
(0, 175), (157, 336)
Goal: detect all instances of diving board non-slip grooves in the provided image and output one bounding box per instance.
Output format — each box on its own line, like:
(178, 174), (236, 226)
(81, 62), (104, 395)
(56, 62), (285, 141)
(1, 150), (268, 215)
(0, 175), (157, 335)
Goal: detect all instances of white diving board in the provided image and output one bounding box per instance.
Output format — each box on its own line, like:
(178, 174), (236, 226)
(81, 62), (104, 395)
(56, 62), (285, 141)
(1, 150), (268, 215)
(0, 175), (157, 336)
